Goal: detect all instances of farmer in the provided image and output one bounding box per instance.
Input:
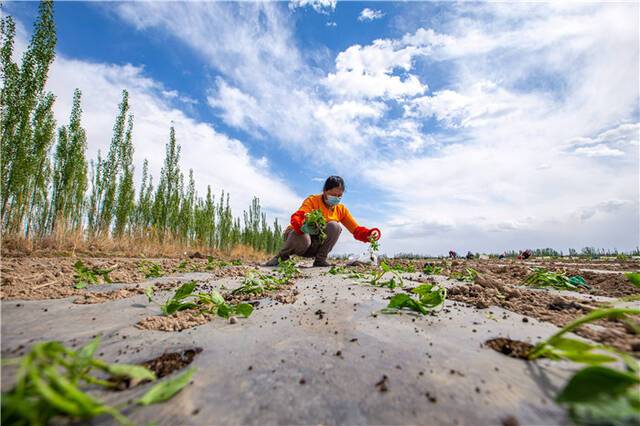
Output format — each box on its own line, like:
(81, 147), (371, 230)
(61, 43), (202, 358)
(265, 176), (381, 267)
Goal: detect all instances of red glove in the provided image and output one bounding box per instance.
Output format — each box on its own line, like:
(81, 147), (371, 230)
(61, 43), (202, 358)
(353, 226), (381, 242)
(290, 210), (306, 235)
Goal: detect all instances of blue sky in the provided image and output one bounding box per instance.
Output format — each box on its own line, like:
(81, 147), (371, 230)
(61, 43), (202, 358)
(6, 1), (639, 255)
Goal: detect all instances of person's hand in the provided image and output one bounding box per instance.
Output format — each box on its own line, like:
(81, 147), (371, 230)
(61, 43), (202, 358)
(369, 228), (381, 241)
(290, 210), (306, 235)
(354, 226), (380, 243)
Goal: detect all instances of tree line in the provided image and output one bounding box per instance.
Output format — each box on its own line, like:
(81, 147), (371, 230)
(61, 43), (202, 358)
(1, 1), (284, 254)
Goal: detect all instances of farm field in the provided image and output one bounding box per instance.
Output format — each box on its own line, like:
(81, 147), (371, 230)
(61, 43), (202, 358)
(1, 255), (638, 425)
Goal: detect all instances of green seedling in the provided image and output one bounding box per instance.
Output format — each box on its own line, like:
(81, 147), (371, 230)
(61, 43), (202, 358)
(347, 271), (368, 280)
(277, 258), (300, 279)
(524, 268), (591, 290)
(1, 337), (194, 426)
(159, 281), (253, 319)
(327, 265), (347, 275)
(73, 260), (113, 289)
(391, 263), (416, 273)
(231, 273), (283, 296)
(231, 259), (243, 266)
(303, 209), (327, 242)
(450, 267), (478, 282)
(174, 260), (191, 272)
(381, 283), (447, 315)
(206, 256), (228, 270)
(232, 259), (298, 296)
(364, 262), (404, 289)
(423, 264), (444, 275)
(528, 308), (640, 426)
(624, 272), (640, 288)
(368, 234), (380, 253)
(139, 260), (164, 279)
(145, 285), (155, 303)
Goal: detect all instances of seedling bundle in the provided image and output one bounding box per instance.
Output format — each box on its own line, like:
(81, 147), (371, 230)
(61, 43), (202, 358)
(303, 209), (327, 242)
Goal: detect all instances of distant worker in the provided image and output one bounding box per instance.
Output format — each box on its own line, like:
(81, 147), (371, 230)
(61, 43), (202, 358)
(265, 176), (381, 267)
(517, 250), (532, 260)
(449, 251), (457, 259)
(466, 251), (475, 260)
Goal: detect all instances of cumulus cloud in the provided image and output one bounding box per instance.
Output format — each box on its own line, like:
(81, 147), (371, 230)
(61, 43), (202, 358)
(325, 39), (427, 99)
(358, 8), (385, 22)
(112, 2), (639, 254)
(288, 0), (336, 15)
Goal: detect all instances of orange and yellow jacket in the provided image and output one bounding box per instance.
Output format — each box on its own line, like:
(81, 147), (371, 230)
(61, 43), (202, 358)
(287, 194), (372, 242)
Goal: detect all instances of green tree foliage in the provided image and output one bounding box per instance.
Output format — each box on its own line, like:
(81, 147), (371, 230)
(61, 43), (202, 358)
(113, 113), (135, 237)
(49, 88), (87, 233)
(1, 0), (57, 235)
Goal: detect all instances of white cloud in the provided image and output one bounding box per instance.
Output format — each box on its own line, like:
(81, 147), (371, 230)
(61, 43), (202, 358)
(325, 40), (427, 99)
(110, 2), (639, 254)
(288, 0), (336, 15)
(326, 21), (337, 27)
(573, 145), (624, 158)
(355, 3), (639, 253)
(112, 1), (383, 169)
(11, 17), (300, 221)
(358, 8), (385, 22)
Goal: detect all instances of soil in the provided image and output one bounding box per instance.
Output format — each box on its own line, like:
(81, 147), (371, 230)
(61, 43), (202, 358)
(141, 347), (202, 378)
(111, 347), (202, 390)
(484, 338), (533, 359)
(136, 310), (214, 332)
(0, 257), (255, 301)
(447, 277), (639, 352)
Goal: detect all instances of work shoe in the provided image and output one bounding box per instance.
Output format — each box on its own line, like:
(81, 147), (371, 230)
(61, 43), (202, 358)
(264, 255), (288, 267)
(312, 258), (333, 267)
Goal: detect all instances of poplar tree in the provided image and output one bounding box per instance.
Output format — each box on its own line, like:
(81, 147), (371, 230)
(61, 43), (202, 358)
(97, 90), (129, 236)
(113, 114), (135, 237)
(1, 0), (56, 234)
(50, 88), (87, 232)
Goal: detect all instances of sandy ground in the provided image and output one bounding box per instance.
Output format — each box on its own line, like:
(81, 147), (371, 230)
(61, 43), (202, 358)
(1, 257), (638, 425)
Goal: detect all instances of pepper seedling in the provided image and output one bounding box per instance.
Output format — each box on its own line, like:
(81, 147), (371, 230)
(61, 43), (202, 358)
(423, 264), (444, 275)
(524, 268), (590, 290)
(625, 272), (640, 288)
(1, 337), (194, 426)
(380, 283), (447, 315)
(450, 267), (478, 282)
(139, 260), (164, 279)
(73, 260), (114, 289)
(154, 281), (254, 319)
(528, 308), (640, 426)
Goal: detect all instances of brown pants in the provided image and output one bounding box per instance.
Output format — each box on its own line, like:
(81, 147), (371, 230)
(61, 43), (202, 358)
(276, 221), (342, 261)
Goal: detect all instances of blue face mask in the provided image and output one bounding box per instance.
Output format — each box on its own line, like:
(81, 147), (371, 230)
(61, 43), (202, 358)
(326, 195), (341, 207)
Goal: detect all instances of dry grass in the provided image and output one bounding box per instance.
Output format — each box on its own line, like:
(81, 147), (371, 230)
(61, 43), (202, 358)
(1, 230), (271, 262)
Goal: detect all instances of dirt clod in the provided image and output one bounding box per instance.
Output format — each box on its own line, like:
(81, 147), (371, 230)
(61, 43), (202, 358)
(375, 375), (388, 392)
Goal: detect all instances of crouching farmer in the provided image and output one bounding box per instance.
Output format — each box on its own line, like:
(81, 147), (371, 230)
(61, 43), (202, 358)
(265, 176), (381, 267)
